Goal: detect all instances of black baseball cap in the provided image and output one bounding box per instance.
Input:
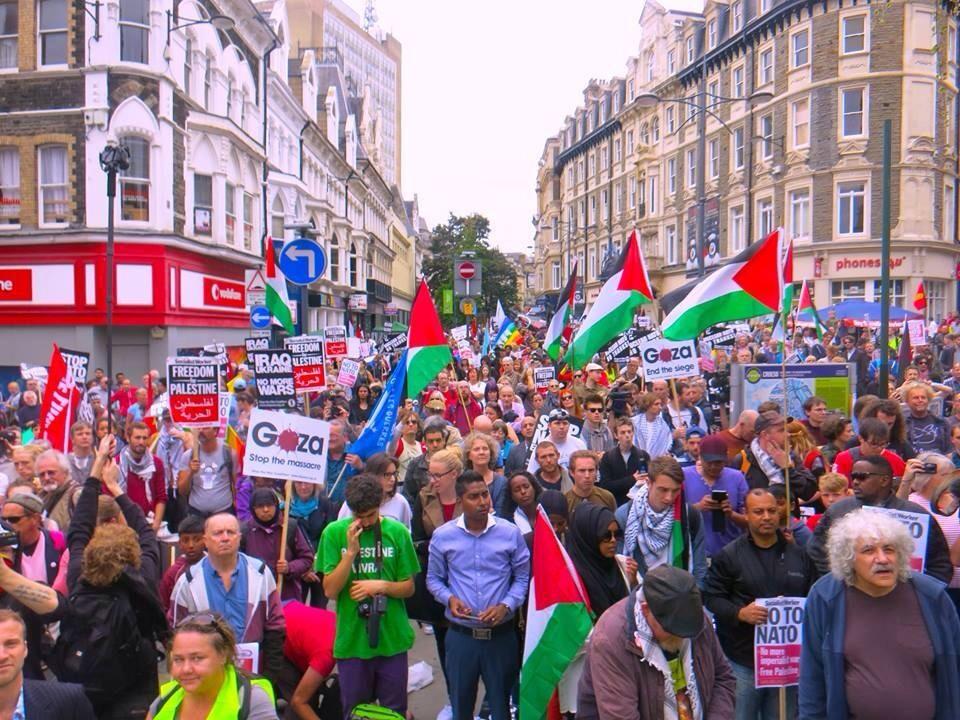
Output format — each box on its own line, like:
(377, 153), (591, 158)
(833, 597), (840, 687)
(642, 565), (704, 638)
(547, 409), (569, 423)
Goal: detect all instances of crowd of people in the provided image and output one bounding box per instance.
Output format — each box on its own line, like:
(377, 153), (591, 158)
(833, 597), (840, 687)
(0, 314), (958, 719)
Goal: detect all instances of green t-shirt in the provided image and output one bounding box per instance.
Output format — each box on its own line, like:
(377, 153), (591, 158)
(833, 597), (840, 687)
(318, 516), (420, 660)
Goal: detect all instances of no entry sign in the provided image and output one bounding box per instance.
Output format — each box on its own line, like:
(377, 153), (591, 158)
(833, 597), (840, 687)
(458, 261), (476, 279)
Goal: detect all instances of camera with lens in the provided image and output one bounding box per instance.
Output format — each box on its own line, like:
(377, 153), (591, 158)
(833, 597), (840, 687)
(607, 390), (632, 418)
(0, 529), (19, 550)
(357, 593), (388, 647)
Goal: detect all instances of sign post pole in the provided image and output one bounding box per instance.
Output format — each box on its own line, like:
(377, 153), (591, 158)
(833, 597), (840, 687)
(277, 480), (293, 597)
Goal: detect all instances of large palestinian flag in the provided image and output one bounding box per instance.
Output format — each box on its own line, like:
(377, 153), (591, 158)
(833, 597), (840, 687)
(406, 280), (452, 399)
(661, 228), (785, 341)
(544, 262), (577, 363)
(520, 508), (593, 720)
(563, 230), (653, 370)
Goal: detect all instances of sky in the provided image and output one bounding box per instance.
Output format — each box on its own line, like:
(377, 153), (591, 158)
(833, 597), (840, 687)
(340, 0), (705, 254)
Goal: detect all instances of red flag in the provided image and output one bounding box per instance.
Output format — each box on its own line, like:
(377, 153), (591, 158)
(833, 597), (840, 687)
(914, 281), (927, 310)
(37, 345), (81, 452)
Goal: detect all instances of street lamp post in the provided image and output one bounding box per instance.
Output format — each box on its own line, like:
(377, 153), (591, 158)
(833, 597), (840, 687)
(99, 143), (130, 432)
(635, 88), (773, 277)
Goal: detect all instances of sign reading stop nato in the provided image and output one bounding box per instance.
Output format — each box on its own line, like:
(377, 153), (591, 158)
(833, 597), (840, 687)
(279, 239), (326, 285)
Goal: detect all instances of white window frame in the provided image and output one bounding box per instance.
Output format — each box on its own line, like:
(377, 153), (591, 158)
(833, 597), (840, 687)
(667, 49), (676, 75)
(615, 182), (623, 214)
(0, 146), (19, 225)
(183, 37), (193, 96)
(118, 135), (150, 223)
(945, 182), (956, 242)
(666, 225), (678, 265)
(686, 149), (696, 189)
(686, 36), (695, 64)
(225, 182), (236, 244)
(842, 15), (868, 55)
(792, 29), (809, 68)
(37, 144), (68, 227)
(667, 157), (677, 195)
(760, 0), (771, 13)
(551, 261), (561, 289)
(627, 129), (635, 154)
(0, 0), (18, 70)
(758, 197), (774, 239)
(651, 116), (660, 142)
(789, 188), (811, 241)
(589, 247), (597, 280)
(37, 0), (68, 67)
(837, 181), (867, 236)
(119, 0), (150, 64)
(792, 97), (810, 149)
(649, 176), (658, 215)
(732, 65), (744, 98)
(759, 47), (774, 86)
(243, 192), (255, 250)
(666, 106), (675, 134)
(646, 51), (655, 82)
(629, 177), (637, 209)
(729, 205), (745, 253)
(841, 87), (867, 138)
(709, 139), (720, 179)
(732, 0), (743, 32)
(194, 173), (213, 236)
(708, 19), (717, 48)
(614, 137), (622, 163)
(733, 126), (744, 169)
(759, 114), (774, 159)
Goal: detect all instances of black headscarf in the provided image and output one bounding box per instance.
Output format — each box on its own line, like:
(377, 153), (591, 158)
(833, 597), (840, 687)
(251, 487), (279, 527)
(565, 503), (627, 618)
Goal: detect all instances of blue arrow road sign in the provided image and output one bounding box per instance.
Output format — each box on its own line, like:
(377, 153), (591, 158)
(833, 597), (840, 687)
(250, 305), (271, 329)
(278, 239), (326, 285)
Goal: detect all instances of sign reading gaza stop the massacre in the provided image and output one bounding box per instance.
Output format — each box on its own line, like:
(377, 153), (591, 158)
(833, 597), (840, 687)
(638, 338), (698, 381)
(247, 349), (297, 411)
(166, 357), (220, 427)
(243, 408), (330, 485)
(283, 335), (326, 393)
(754, 597), (805, 688)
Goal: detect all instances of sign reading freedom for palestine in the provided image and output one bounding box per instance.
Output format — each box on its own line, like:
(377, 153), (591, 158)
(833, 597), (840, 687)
(167, 356), (220, 427)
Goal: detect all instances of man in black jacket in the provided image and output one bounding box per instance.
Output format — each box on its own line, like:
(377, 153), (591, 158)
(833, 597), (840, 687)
(599, 417), (649, 507)
(504, 415), (537, 475)
(0, 609), (95, 719)
(703, 488), (815, 720)
(807, 455), (954, 584)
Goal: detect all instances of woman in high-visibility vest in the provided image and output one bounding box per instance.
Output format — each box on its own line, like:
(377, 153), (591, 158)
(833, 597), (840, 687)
(147, 612), (276, 720)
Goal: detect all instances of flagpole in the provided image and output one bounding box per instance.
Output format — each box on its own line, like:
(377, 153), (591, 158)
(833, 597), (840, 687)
(779, 234), (792, 541)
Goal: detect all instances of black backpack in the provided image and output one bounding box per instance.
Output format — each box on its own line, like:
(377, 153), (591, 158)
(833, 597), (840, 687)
(50, 581), (156, 707)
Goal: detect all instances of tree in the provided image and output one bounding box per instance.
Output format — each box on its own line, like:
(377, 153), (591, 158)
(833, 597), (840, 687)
(422, 213), (519, 328)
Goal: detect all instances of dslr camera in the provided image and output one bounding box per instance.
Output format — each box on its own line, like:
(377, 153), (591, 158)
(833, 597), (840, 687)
(357, 594), (388, 647)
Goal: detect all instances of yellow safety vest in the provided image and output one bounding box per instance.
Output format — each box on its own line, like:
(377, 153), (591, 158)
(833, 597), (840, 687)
(151, 665), (275, 720)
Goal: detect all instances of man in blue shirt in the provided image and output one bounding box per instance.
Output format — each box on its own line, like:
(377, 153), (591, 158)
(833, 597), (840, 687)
(427, 470), (530, 720)
(683, 435), (749, 557)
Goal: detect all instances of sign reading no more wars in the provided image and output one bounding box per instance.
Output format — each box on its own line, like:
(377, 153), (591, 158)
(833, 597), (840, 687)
(247, 349), (297, 410)
(167, 356), (220, 427)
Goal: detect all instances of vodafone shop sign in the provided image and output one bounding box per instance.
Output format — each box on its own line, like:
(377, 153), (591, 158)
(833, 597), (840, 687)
(0, 269), (32, 301)
(203, 277), (245, 308)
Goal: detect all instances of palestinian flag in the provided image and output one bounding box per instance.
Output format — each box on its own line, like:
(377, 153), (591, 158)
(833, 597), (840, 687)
(563, 230), (653, 370)
(265, 237), (295, 335)
(544, 263), (577, 363)
(782, 239), (794, 316)
(661, 228), (784, 341)
(797, 279), (827, 340)
(520, 508), (593, 720)
(407, 280), (452, 399)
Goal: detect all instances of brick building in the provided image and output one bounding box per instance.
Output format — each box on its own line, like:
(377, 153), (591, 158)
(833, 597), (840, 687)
(533, 0), (960, 320)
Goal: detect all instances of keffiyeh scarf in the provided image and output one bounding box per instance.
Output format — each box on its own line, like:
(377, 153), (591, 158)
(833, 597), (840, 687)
(633, 587), (703, 720)
(634, 414), (673, 458)
(750, 437), (784, 485)
(119, 446), (156, 502)
(623, 483), (675, 568)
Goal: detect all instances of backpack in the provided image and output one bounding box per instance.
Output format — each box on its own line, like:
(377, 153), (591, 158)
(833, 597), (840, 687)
(50, 581), (156, 707)
(350, 704), (406, 720)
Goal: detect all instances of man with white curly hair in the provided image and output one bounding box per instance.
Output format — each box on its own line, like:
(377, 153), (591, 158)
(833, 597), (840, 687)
(800, 508), (960, 720)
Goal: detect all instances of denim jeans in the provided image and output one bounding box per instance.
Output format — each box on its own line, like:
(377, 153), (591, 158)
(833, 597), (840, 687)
(729, 660), (798, 720)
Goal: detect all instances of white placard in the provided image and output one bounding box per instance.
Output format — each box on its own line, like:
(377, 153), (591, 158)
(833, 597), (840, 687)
(907, 319), (927, 347)
(754, 597), (805, 688)
(863, 506), (930, 572)
(639, 338), (698, 381)
(243, 408), (330, 484)
(337, 359), (361, 388)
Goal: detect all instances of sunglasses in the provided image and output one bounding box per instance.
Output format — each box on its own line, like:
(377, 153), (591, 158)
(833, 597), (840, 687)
(176, 611), (225, 631)
(586, 407), (603, 413)
(850, 471), (889, 481)
(600, 529), (623, 542)
(1, 515), (26, 525)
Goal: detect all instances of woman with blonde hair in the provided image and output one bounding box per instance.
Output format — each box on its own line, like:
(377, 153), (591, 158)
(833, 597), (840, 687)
(788, 420), (826, 478)
(463, 431), (507, 516)
(148, 613), (276, 719)
(392, 412), (424, 489)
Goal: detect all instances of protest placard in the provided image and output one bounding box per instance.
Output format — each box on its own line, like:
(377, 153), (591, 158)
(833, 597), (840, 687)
(243, 408), (330, 484)
(58, 348), (90, 385)
(381, 333), (407, 355)
(754, 597), (805, 688)
(245, 337), (270, 353)
(324, 326), (348, 359)
(20, 364), (48, 384)
(864, 506), (930, 571)
(534, 366), (555, 392)
(347, 337), (363, 359)
(178, 342), (228, 365)
(247, 349), (297, 410)
(639, 338), (699, 381)
(450, 325), (468, 342)
(167, 356), (220, 427)
(283, 335), (326, 393)
(907, 319), (927, 347)
(337, 359), (361, 388)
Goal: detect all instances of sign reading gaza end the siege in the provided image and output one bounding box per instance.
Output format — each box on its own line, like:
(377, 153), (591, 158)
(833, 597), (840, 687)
(283, 335), (326, 393)
(243, 408), (330, 484)
(247, 349), (297, 410)
(638, 338), (698, 381)
(166, 357), (220, 427)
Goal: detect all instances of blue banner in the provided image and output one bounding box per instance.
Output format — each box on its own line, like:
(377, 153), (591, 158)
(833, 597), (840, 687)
(348, 348), (408, 461)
